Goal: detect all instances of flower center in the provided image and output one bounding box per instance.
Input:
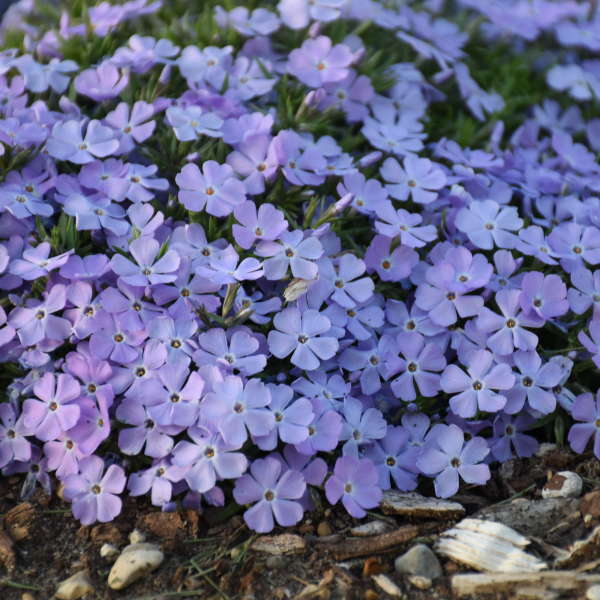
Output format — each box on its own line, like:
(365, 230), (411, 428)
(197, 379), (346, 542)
(35, 310), (45, 320)
(170, 393), (180, 403)
(316, 61), (326, 71)
(505, 425), (514, 435)
(114, 333), (124, 343)
(205, 187), (215, 196)
(506, 318), (516, 328)
(233, 402), (244, 413)
(344, 483), (353, 493)
(573, 245), (583, 255)
(407, 362), (417, 372)
(369, 355), (379, 365)
(91, 484), (101, 494)
(66, 440), (74, 449)
(7, 429), (16, 439)
(136, 367), (146, 377)
(132, 302), (142, 311)
(451, 457), (461, 468)
(49, 402), (58, 411)
(274, 412), (283, 422)
(124, 126), (132, 133)
(87, 383), (97, 393)
(297, 334), (308, 344)
(381, 259), (391, 269)
(334, 279), (344, 288)
(171, 339), (182, 348)
(533, 298), (542, 307)
(386, 456), (396, 466)
(522, 376), (533, 387)
(472, 380), (483, 391)
(254, 227), (263, 236)
(84, 306), (95, 317)
(408, 180), (417, 187)
(285, 248), (295, 257)
(181, 288), (190, 297)
(25, 185), (34, 193)
(257, 163), (266, 172)
(485, 223), (494, 230)
(346, 309), (356, 317)
(352, 429), (361, 440)
(16, 195), (26, 203)
(79, 143), (88, 150)
(406, 320), (416, 330)
(131, 176), (141, 183)
(264, 490), (275, 501)
(446, 292), (456, 301)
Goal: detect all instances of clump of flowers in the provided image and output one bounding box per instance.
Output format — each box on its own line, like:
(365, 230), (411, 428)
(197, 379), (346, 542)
(0, 0), (599, 532)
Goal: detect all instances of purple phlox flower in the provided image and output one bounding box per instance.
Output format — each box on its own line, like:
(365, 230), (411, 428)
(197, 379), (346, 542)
(44, 433), (86, 480)
(110, 338), (167, 396)
(490, 413), (538, 462)
(417, 423), (490, 498)
(215, 6), (280, 36)
(476, 288), (541, 356)
(165, 105), (223, 141)
(278, 0), (346, 29)
(75, 62), (129, 102)
(503, 351), (564, 415)
(169, 223), (227, 269)
(172, 425), (248, 493)
(385, 299), (445, 339)
(65, 281), (103, 340)
(0, 172), (54, 219)
(517, 225), (559, 265)
(453, 62), (504, 120)
(361, 113), (425, 157)
(64, 347), (113, 401)
(89, 312), (147, 363)
(151, 258), (221, 314)
(569, 268), (600, 318)
(415, 249), (491, 327)
(202, 376), (274, 446)
(568, 391), (600, 459)
(533, 99), (583, 133)
(364, 425), (420, 491)
(221, 112), (274, 145)
(99, 281), (161, 331)
(194, 327), (266, 377)
(111, 236), (180, 286)
(324, 297), (385, 342)
(122, 203), (164, 243)
(68, 388), (112, 455)
(455, 199), (522, 250)
(270, 130), (327, 186)
(552, 129), (599, 174)
(9, 242), (71, 281)
(3, 445), (52, 499)
(295, 397), (343, 455)
(318, 254), (374, 309)
(390, 332), (446, 402)
(548, 223), (600, 274)
(488, 249), (523, 293)
(128, 458), (186, 507)
(77, 159), (129, 202)
(111, 34), (180, 73)
(380, 155), (446, 204)
(22, 372), (80, 442)
(256, 230), (323, 280)
(233, 456), (306, 532)
(402, 412), (431, 449)
(227, 56), (277, 101)
(254, 384), (314, 450)
(232, 287), (281, 325)
(268, 307), (339, 371)
(579, 320), (600, 369)
(374, 203), (437, 248)
(14, 55), (78, 93)
(337, 171), (387, 215)
(319, 69), (374, 123)
(46, 119), (119, 164)
(176, 161), (246, 216)
(339, 396), (386, 458)
(55, 177), (128, 236)
(325, 455), (382, 518)
(364, 235), (418, 282)
(116, 397), (179, 458)
(104, 101), (156, 153)
(9, 284), (72, 346)
(440, 349), (515, 418)
(288, 36), (353, 88)
(196, 245), (263, 285)
(233, 201), (287, 249)
(0, 403), (32, 469)
(148, 315), (197, 363)
(177, 45), (233, 88)
(338, 335), (398, 395)
(136, 359), (203, 427)
(519, 272), (569, 321)
(124, 163), (169, 203)
(63, 456), (126, 525)
(226, 135), (278, 196)
(292, 371), (350, 406)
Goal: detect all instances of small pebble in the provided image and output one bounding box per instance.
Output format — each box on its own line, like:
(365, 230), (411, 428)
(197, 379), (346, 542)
(588, 585), (600, 600)
(351, 521), (390, 537)
(108, 543), (164, 590)
(55, 570), (94, 600)
(128, 529), (146, 544)
(542, 471), (583, 499)
(395, 543), (442, 579)
(21, 594), (35, 600)
(408, 575), (432, 590)
(372, 574), (403, 598)
(100, 543), (119, 559)
(317, 521), (332, 537)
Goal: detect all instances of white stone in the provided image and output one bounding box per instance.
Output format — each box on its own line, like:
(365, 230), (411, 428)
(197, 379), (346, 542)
(100, 543), (119, 559)
(128, 529), (146, 544)
(55, 570), (94, 600)
(408, 575), (432, 590)
(108, 543), (164, 590)
(350, 521), (390, 537)
(587, 585), (600, 600)
(542, 471), (583, 499)
(372, 574), (403, 598)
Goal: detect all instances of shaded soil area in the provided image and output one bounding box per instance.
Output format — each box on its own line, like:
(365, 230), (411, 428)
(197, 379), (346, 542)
(2, 446), (600, 600)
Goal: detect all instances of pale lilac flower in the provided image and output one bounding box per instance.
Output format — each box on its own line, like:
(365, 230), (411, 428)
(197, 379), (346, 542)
(105, 101), (156, 153)
(46, 120), (119, 164)
(128, 459), (186, 507)
(568, 391), (600, 459)
(569, 268), (600, 318)
(75, 62), (129, 101)
(374, 203), (437, 248)
(0, 404), (32, 469)
(380, 156), (446, 204)
(233, 201), (287, 249)
(9, 243), (71, 281)
(339, 396), (386, 457)
(165, 105), (223, 141)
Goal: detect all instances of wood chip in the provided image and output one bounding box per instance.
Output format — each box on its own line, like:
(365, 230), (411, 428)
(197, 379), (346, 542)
(4, 502), (35, 541)
(381, 490), (465, 519)
(251, 534), (306, 555)
(0, 527), (16, 571)
(452, 572), (600, 597)
(555, 525), (600, 569)
(321, 525), (419, 560)
(436, 518), (547, 573)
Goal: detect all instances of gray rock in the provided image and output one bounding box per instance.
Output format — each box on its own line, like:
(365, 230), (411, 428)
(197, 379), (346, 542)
(542, 471), (583, 499)
(381, 490), (465, 519)
(395, 543), (442, 579)
(474, 497), (580, 539)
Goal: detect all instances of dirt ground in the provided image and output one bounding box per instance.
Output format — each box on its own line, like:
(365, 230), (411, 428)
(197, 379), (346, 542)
(1, 446), (600, 600)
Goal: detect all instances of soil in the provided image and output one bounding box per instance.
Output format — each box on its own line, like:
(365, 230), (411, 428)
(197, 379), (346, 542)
(1, 446), (599, 600)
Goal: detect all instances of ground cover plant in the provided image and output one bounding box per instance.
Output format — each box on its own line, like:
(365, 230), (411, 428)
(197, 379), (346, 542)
(0, 0), (599, 535)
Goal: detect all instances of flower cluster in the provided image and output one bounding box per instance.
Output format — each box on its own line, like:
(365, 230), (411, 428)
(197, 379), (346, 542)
(0, 0), (599, 531)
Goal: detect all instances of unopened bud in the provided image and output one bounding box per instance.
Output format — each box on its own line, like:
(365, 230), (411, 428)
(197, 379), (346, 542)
(358, 151), (382, 168)
(284, 278), (311, 302)
(222, 282), (240, 318)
